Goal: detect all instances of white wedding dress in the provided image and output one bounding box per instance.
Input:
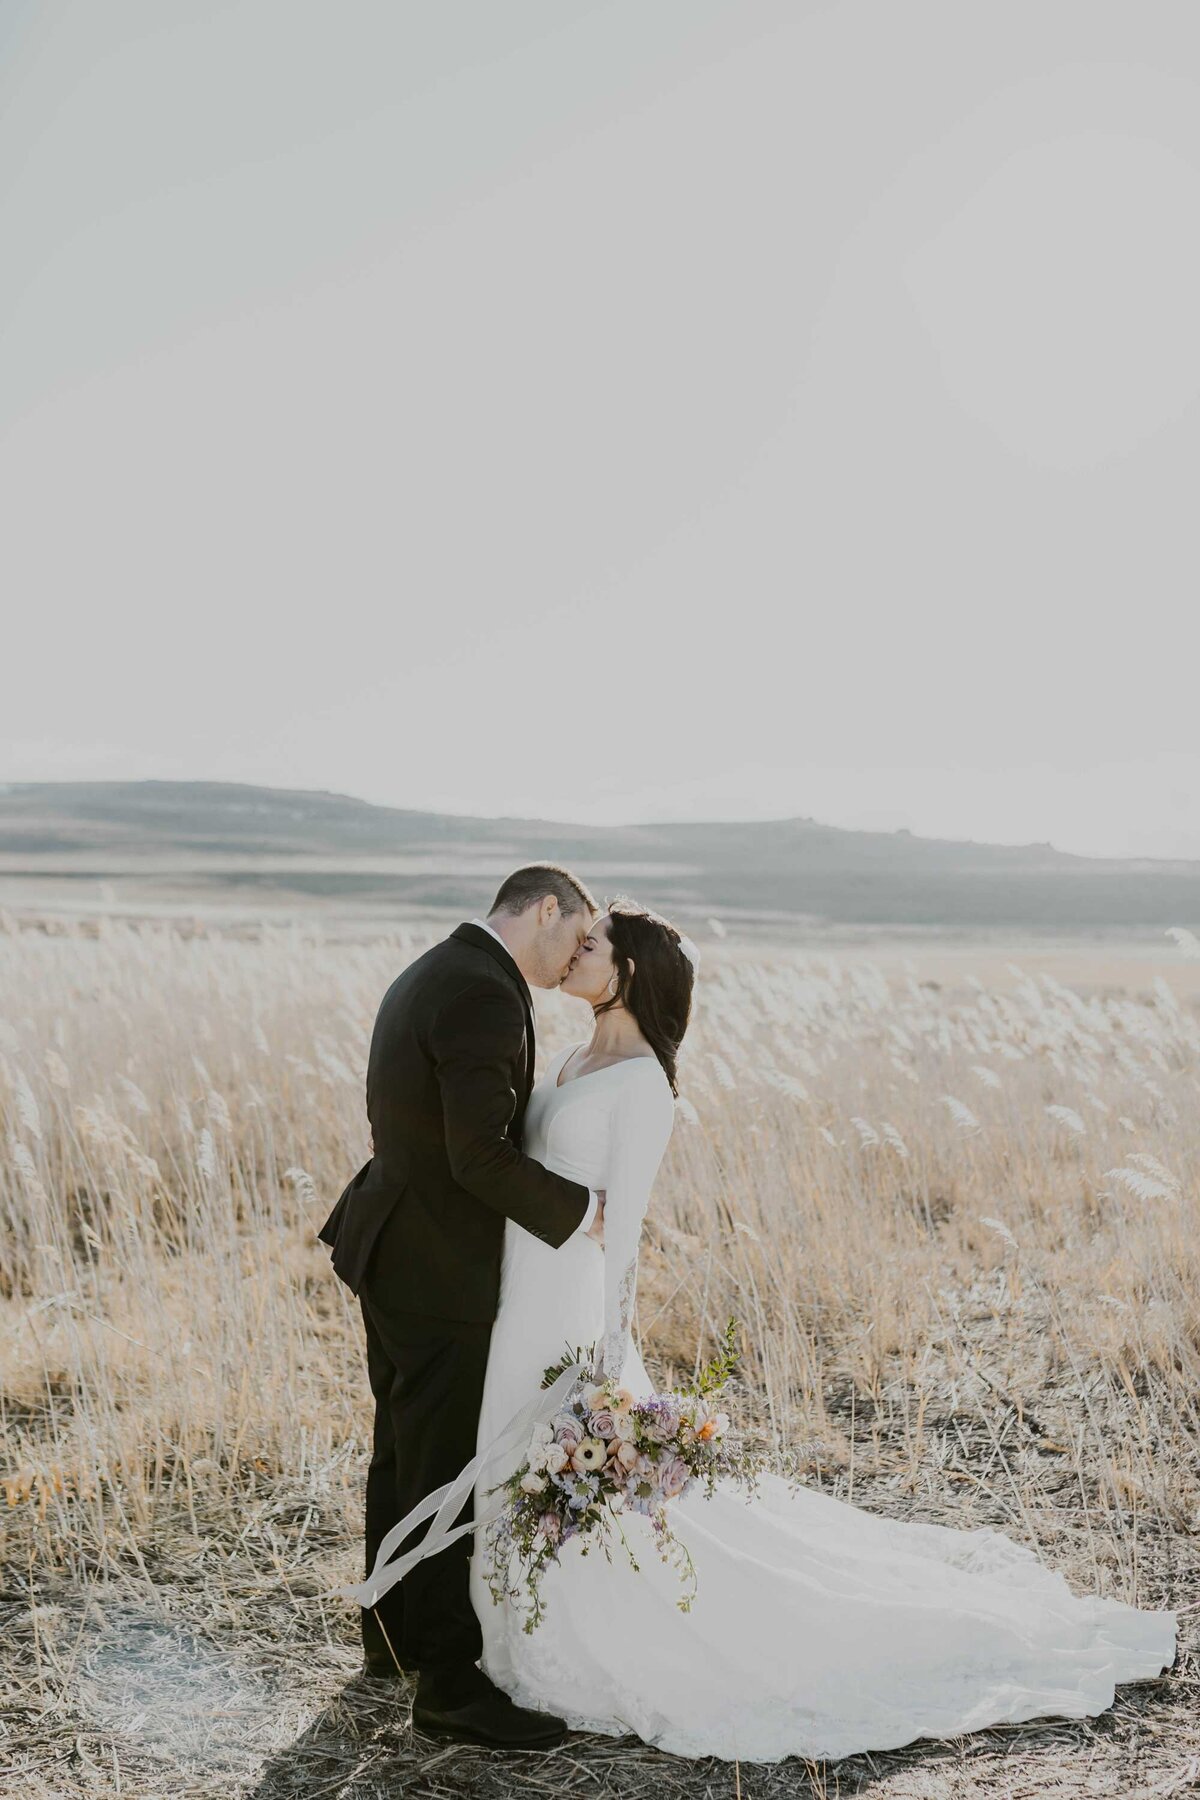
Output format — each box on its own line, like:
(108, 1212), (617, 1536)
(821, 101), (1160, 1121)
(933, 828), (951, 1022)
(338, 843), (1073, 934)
(468, 1044), (1177, 1764)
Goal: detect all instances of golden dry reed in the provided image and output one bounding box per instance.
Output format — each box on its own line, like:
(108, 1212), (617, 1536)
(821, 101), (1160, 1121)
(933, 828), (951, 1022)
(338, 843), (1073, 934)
(1, 913), (1197, 1607)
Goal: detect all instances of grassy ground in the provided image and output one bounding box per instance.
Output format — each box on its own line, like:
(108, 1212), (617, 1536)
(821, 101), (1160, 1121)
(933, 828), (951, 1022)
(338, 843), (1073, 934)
(1, 914), (1197, 1797)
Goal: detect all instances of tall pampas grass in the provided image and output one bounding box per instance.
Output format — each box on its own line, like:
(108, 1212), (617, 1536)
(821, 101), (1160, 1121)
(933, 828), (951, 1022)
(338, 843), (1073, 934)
(0, 911), (1195, 1794)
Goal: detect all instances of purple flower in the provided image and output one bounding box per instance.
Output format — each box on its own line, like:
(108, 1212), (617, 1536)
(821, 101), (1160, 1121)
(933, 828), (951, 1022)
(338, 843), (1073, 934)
(634, 1396), (681, 1443)
(562, 1470), (601, 1511)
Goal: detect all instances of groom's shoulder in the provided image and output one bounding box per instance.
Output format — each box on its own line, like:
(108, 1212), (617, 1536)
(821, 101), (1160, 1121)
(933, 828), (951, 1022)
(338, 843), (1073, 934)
(373, 937), (516, 1047)
(397, 931), (516, 1005)
(387, 938), (523, 1053)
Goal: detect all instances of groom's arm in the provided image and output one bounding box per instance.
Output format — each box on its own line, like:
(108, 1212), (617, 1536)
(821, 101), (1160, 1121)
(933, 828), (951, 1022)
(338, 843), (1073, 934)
(430, 981), (592, 1248)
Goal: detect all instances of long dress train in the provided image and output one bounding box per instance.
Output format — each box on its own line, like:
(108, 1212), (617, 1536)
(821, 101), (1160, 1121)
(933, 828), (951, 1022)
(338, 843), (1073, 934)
(468, 1044), (1177, 1764)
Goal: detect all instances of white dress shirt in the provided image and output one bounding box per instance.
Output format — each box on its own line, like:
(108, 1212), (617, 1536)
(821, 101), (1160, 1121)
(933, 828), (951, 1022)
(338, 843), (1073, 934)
(469, 919), (599, 1237)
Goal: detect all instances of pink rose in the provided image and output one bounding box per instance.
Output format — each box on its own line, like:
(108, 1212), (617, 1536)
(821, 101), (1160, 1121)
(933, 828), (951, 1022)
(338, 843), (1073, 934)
(659, 1454), (690, 1499)
(589, 1408), (617, 1439)
(554, 1417), (584, 1451)
(538, 1511), (562, 1544)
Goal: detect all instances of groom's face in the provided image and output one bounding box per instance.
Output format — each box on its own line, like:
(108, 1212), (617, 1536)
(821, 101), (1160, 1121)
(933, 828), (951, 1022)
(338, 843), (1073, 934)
(527, 899), (593, 989)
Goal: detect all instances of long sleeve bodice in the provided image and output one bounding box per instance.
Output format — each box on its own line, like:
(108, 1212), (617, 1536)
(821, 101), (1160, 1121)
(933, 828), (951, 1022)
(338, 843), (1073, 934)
(595, 1062), (677, 1380)
(511, 1043), (677, 1385)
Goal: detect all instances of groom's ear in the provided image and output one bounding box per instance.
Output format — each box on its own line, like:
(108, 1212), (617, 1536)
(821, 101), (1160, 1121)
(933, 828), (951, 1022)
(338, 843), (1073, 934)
(535, 893), (560, 928)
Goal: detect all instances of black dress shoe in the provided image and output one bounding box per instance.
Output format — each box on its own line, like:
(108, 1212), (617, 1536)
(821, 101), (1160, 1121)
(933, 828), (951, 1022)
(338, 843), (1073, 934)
(412, 1683), (567, 1750)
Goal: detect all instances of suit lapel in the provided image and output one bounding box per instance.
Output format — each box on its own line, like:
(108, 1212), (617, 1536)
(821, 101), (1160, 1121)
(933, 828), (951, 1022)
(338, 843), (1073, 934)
(519, 1002), (536, 1107)
(451, 921), (537, 1109)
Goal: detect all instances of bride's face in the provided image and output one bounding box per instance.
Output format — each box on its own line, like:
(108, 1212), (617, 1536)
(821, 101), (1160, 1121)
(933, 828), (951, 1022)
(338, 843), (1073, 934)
(560, 914), (616, 1004)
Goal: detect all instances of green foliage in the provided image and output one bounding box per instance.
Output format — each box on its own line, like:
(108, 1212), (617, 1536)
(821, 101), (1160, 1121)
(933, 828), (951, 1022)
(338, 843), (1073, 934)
(541, 1341), (596, 1389)
(677, 1316), (741, 1398)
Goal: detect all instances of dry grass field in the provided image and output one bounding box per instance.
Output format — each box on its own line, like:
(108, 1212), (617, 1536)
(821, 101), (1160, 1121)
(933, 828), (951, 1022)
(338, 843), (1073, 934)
(1, 910), (1197, 1799)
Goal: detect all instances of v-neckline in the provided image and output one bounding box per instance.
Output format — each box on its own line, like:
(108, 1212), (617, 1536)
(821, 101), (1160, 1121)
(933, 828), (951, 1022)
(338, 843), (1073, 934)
(554, 1045), (656, 1090)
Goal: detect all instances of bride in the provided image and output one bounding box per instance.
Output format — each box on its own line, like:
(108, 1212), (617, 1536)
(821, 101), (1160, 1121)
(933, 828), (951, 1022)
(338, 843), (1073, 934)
(466, 898), (1177, 1764)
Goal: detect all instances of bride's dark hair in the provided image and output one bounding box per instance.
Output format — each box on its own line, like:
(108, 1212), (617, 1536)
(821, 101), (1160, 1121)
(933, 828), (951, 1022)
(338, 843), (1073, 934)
(593, 897), (695, 1095)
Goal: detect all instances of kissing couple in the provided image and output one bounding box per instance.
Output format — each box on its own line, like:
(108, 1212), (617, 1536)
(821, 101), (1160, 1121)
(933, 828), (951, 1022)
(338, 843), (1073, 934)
(318, 865), (1175, 1763)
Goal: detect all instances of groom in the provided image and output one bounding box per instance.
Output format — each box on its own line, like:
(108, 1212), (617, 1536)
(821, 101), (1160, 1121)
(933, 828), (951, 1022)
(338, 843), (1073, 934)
(317, 864), (604, 1749)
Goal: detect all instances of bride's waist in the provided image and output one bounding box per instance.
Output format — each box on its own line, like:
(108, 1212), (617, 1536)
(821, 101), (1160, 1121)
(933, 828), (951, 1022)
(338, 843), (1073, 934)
(527, 1151), (604, 1188)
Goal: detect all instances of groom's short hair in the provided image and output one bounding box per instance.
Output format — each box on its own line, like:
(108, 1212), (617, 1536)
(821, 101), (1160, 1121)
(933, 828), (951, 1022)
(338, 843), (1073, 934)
(490, 863), (597, 920)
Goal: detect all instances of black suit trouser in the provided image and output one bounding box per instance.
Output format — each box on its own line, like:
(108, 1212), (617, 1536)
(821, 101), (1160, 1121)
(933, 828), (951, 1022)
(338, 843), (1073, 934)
(358, 1288), (492, 1684)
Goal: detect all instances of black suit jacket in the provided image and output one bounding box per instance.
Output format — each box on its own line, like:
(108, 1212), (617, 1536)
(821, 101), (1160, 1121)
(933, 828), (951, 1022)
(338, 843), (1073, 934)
(317, 922), (590, 1321)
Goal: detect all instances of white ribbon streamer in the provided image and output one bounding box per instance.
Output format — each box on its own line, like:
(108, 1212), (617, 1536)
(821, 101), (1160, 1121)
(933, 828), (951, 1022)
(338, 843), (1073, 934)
(330, 1359), (589, 1610)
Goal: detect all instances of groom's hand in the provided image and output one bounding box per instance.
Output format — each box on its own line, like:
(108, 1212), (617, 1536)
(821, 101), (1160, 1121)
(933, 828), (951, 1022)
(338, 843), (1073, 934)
(586, 1191), (606, 1248)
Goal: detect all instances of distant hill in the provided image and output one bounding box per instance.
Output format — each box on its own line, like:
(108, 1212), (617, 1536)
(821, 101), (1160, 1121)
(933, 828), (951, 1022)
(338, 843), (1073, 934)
(1, 779), (1198, 935)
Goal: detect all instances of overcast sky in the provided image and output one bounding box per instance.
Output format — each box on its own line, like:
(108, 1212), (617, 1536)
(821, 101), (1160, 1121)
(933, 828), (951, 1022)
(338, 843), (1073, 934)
(3, 1), (1199, 857)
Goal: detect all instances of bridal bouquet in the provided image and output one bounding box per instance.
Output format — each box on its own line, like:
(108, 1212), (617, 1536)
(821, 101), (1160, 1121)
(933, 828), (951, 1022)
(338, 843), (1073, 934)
(482, 1319), (769, 1632)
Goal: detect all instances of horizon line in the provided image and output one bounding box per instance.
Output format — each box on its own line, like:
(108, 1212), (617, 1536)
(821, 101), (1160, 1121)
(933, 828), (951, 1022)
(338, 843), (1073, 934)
(4, 773), (1194, 868)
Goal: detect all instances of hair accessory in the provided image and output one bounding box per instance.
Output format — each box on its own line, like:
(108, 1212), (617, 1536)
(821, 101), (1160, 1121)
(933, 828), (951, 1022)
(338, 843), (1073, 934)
(676, 934), (701, 976)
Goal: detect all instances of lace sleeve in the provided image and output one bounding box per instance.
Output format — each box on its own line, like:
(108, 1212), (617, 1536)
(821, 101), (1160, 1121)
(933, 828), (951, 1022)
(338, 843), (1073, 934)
(596, 1065), (677, 1383)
